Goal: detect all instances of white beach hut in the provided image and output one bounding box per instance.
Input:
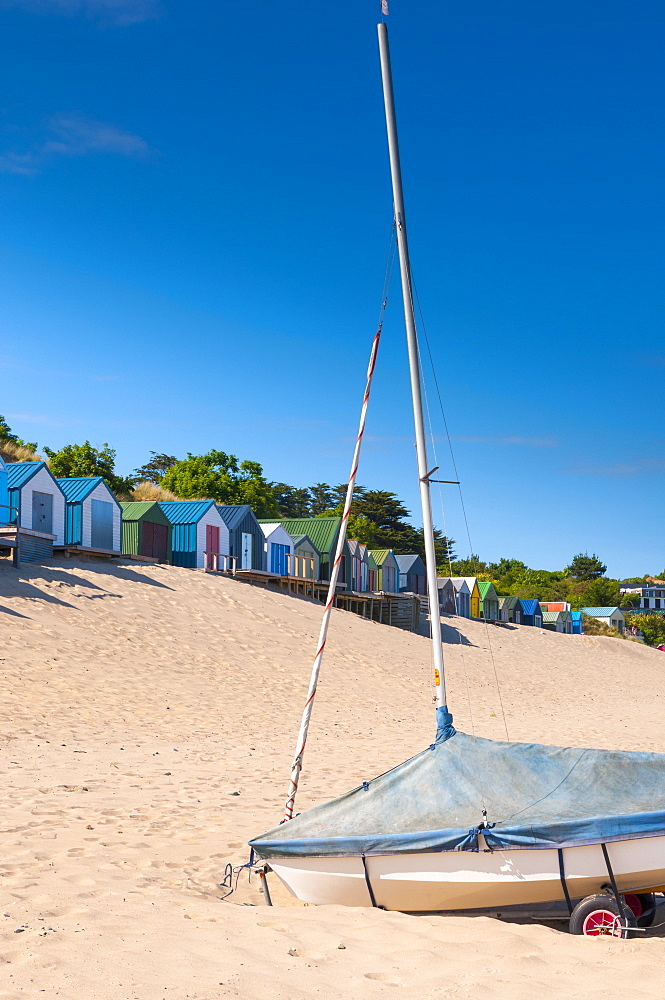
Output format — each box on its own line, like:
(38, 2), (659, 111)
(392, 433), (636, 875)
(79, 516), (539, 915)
(260, 522), (293, 575)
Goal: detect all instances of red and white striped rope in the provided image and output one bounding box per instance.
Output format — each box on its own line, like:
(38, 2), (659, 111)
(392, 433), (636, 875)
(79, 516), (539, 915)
(283, 324), (382, 821)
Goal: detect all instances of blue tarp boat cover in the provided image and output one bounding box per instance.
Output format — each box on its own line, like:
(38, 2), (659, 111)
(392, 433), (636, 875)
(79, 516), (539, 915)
(250, 725), (665, 858)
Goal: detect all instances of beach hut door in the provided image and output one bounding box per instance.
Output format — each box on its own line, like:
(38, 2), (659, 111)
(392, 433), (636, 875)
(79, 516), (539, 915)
(206, 524), (220, 555)
(241, 532), (252, 569)
(32, 491), (53, 534)
(91, 499), (113, 550)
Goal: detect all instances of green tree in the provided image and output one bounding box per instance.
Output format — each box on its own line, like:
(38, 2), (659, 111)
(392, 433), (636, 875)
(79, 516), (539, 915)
(450, 555), (488, 576)
(271, 483), (313, 517)
(43, 441), (132, 494)
(161, 451), (280, 517)
(626, 613), (665, 647)
(307, 483), (335, 515)
(0, 414), (37, 451)
(565, 552), (607, 581)
(133, 452), (178, 484)
(574, 577), (620, 609)
(619, 591), (641, 609)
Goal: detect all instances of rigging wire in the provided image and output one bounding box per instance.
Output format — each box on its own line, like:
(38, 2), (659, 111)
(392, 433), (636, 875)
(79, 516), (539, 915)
(411, 277), (511, 743)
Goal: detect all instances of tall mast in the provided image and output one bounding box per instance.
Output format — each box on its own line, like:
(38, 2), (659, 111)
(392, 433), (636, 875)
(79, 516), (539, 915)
(377, 22), (453, 736)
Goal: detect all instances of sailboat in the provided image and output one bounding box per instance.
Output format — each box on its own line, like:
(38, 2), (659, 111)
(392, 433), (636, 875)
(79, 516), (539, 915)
(249, 20), (665, 935)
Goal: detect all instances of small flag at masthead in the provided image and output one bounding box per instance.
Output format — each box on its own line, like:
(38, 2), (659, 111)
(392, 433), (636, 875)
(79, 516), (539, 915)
(381, 0), (389, 14)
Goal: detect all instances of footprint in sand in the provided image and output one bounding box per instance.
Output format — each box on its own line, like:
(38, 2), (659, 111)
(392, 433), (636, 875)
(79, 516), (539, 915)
(364, 973), (402, 986)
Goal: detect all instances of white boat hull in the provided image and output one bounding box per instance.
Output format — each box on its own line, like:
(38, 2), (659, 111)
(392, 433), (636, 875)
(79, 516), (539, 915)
(267, 834), (665, 911)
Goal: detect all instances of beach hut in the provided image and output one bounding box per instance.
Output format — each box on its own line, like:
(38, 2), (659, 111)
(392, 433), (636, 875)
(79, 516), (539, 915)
(258, 517), (341, 581)
(159, 500), (228, 569)
(6, 462), (66, 559)
(120, 501), (172, 562)
(570, 610), (583, 634)
(542, 610), (564, 632)
(447, 578), (471, 617)
(260, 521), (293, 575)
(0, 456), (8, 525)
(216, 505), (265, 571)
(437, 577), (457, 615)
(539, 601), (572, 612)
(579, 607), (626, 633)
(478, 581), (499, 621)
(367, 550), (378, 591)
(347, 539), (365, 592)
(56, 477), (121, 553)
(370, 549), (400, 593)
(358, 543), (370, 592)
(458, 577), (480, 618)
(396, 554), (427, 595)
(498, 595), (521, 624)
(518, 598), (544, 628)
(288, 533), (321, 580)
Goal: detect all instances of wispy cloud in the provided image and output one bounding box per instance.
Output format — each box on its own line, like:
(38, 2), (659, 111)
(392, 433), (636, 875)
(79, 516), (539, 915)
(0, 0), (160, 26)
(452, 434), (559, 448)
(0, 112), (151, 175)
(565, 457), (665, 478)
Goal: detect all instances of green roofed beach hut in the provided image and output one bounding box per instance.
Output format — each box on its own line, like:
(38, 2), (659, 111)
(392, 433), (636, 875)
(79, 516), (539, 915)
(370, 549), (400, 593)
(498, 595), (521, 624)
(120, 502), (172, 563)
(478, 581), (499, 621)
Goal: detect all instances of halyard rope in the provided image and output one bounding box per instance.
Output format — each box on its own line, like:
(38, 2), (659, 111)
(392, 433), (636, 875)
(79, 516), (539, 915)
(283, 231), (395, 822)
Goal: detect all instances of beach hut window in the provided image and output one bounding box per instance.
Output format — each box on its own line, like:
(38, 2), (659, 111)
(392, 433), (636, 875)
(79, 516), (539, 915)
(241, 532), (253, 569)
(91, 499), (114, 550)
(32, 492), (53, 534)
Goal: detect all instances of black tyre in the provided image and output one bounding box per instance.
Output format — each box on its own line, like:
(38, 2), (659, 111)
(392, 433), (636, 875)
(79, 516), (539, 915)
(623, 892), (657, 928)
(569, 893), (636, 938)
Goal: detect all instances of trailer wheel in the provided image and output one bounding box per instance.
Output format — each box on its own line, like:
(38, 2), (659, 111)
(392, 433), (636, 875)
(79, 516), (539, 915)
(569, 894), (636, 938)
(624, 892), (656, 928)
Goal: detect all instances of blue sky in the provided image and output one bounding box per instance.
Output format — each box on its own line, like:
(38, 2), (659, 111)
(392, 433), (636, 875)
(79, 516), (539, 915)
(1, 0), (663, 578)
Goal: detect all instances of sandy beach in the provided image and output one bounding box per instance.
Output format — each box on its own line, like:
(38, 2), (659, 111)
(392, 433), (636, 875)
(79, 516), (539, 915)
(1, 557), (665, 999)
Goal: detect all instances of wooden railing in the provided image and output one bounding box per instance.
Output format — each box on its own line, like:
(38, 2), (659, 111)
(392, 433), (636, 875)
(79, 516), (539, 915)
(204, 552), (237, 575)
(286, 553), (317, 579)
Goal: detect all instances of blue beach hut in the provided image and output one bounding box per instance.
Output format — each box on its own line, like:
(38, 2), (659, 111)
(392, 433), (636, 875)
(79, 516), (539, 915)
(159, 500), (229, 569)
(570, 611), (583, 634)
(518, 598), (544, 628)
(56, 477), (122, 553)
(6, 462), (66, 560)
(215, 504), (264, 571)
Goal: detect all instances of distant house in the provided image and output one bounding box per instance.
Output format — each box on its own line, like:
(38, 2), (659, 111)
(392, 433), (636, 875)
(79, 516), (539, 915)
(570, 610), (583, 634)
(370, 549), (400, 593)
(260, 521), (293, 575)
(216, 505), (265, 571)
(289, 533), (321, 580)
(498, 595), (521, 624)
(542, 610), (565, 632)
(396, 554), (427, 595)
(478, 581), (499, 621)
(120, 501), (172, 563)
(6, 462), (66, 560)
(438, 577), (457, 615)
(57, 477), (122, 553)
(518, 598), (543, 628)
(619, 585), (665, 612)
(580, 607), (625, 633)
(159, 500), (228, 569)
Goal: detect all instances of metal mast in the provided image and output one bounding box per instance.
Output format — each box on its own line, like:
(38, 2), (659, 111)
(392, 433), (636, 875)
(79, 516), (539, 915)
(377, 22), (452, 731)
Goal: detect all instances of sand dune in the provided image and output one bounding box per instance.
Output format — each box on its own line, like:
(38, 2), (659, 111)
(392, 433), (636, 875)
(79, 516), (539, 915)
(1, 558), (665, 998)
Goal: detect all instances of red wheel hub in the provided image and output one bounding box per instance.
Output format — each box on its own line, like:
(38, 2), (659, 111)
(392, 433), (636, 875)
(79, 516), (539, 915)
(623, 894), (643, 918)
(582, 909), (624, 936)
